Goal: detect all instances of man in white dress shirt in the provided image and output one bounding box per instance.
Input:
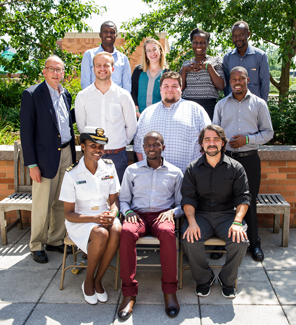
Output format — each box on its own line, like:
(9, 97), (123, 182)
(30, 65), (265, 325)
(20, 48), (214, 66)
(75, 51), (137, 182)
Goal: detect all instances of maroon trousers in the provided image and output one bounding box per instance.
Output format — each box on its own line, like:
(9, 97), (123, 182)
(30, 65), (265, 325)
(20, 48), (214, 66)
(120, 210), (178, 296)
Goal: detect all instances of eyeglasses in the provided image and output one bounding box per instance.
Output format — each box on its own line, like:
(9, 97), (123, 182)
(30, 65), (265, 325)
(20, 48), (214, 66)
(45, 67), (64, 74)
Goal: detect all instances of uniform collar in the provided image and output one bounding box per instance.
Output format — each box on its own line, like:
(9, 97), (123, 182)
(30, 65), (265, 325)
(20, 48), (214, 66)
(77, 156), (107, 175)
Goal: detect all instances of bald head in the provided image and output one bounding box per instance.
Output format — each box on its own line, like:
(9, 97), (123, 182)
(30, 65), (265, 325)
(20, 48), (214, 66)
(144, 131), (164, 145)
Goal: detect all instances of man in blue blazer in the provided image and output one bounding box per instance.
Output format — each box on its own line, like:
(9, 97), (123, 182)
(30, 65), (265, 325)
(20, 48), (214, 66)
(20, 55), (76, 263)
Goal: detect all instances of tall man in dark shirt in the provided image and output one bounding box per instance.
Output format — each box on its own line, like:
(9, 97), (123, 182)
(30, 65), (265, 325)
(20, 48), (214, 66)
(181, 125), (251, 299)
(213, 66), (273, 261)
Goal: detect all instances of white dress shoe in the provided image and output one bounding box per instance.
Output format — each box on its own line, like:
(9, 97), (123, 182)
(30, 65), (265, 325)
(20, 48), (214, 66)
(96, 286), (108, 303)
(82, 281), (97, 305)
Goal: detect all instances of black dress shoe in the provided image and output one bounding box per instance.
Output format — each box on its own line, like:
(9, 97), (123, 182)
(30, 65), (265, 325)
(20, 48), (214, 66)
(31, 250), (48, 263)
(164, 292), (180, 318)
(46, 244), (72, 254)
(250, 247), (264, 261)
(118, 296), (136, 321)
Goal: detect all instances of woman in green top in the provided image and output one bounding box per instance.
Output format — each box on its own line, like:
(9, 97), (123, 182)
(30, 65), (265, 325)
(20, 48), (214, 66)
(131, 39), (168, 118)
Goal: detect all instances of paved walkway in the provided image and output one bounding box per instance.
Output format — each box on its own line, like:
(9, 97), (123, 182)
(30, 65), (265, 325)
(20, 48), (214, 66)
(0, 227), (295, 325)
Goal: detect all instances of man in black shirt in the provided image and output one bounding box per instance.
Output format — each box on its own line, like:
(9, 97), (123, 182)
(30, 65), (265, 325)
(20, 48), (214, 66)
(181, 125), (251, 299)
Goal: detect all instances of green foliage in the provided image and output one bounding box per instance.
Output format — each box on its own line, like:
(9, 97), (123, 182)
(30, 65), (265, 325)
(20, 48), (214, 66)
(0, 125), (19, 145)
(122, 0), (296, 95)
(268, 91), (296, 145)
(0, 79), (26, 113)
(0, 0), (105, 84)
(63, 75), (82, 106)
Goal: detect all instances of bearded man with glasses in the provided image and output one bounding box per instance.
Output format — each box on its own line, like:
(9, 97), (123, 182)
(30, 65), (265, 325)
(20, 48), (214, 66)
(20, 55), (76, 264)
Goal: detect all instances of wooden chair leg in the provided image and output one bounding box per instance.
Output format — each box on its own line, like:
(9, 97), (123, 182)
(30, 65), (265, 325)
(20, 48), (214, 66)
(179, 249), (184, 289)
(16, 210), (23, 230)
(0, 210), (8, 246)
(273, 214), (280, 234)
(59, 243), (68, 290)
(114, 248), (120, 291)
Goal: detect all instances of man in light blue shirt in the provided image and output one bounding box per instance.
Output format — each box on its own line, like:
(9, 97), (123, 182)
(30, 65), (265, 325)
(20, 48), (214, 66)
(81, 21), (131, 91)
(223, 20), (270, 102)
(118, 131), (183, 320)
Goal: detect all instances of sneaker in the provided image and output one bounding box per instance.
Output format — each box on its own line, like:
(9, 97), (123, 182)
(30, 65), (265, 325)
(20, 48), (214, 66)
(195, 271), (215, 297)
(217, 274), (237, 299)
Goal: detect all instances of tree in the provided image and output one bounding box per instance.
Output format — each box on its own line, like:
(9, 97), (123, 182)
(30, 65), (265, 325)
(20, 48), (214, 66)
(0, 0), (105, 83)
(122, 0), (296, 97)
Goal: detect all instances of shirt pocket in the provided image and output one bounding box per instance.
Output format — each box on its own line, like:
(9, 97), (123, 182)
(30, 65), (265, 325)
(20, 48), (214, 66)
(108, 103), (122, 119)
(247, 68), (259, 86)
(75, 183), (92, 209)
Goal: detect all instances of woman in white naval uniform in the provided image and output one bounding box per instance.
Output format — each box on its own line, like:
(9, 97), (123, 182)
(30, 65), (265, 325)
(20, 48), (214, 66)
(59, 126), (121, 305)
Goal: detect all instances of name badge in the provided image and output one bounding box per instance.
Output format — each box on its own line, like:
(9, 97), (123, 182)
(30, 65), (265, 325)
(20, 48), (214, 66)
(76, 180), (86, 185)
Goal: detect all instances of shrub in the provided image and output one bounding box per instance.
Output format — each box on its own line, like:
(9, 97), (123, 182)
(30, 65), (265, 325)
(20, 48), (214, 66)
(268, 91), (296, 145)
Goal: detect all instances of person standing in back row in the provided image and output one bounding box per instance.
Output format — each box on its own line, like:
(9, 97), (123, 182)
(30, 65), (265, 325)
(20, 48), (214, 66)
(81, 21), (131, 92)
(213, 66), (273, 262)
(223, 20), (270, 102)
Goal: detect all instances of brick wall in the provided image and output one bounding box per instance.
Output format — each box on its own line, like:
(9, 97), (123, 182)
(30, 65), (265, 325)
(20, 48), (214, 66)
(1, 155), (296, 228)
(60, 32), (170, 72)
(258, 160), (296, 228)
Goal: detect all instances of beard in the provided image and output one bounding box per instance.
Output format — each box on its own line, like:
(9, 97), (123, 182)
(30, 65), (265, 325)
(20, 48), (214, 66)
(163, 97), (177, 104)
(204, 146), (221, 156)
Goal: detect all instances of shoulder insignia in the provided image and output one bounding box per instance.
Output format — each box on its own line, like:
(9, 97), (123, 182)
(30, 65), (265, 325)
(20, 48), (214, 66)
(66, 162), (78, 172)
(103, 159), (113, 164)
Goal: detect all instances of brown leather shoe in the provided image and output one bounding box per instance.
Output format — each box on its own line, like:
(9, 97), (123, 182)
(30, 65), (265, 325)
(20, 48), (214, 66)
(164, 292), (180, 318)
(118, 296), (136, 321)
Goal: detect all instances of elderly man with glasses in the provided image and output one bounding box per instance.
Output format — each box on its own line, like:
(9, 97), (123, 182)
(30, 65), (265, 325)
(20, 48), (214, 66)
(20, 55), (76, 263)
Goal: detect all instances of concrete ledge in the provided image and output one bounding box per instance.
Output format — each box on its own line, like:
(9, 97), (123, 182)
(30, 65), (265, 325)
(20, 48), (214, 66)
(0, 145), (295, 161)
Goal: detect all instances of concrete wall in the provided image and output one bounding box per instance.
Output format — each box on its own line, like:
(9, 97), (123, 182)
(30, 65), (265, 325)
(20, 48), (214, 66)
(1, 145), (296, 228)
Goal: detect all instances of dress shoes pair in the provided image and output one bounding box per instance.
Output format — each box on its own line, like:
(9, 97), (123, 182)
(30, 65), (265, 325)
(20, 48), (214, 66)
(250, 247), (264, 261)
(46, 244), (72, 254)
(31, 250), (48, 263)
(118, 296), (136, 321)
(164, 292), (180, 318)
(81, 281), (108, 305)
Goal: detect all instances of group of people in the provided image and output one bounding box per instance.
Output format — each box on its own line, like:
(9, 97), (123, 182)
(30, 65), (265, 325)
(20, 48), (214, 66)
(19, 18), (274, 320)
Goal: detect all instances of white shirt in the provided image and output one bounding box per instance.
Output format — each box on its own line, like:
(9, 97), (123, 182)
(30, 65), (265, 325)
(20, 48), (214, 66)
(59, 156), (120, 216)
(75, 82), (137, 150)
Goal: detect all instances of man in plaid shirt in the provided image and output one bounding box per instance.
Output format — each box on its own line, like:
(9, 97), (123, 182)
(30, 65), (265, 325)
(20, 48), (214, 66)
(134, 71), (211, 173)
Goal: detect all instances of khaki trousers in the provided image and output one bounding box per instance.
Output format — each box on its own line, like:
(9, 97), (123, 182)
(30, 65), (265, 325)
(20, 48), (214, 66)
(30, 145), (72, 251)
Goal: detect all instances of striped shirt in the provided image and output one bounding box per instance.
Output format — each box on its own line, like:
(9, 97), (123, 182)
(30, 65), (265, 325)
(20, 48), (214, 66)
(181, 55), (225, 100)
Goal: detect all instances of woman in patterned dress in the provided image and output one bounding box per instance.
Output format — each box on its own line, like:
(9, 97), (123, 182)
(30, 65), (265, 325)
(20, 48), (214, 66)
(180, 28), (226, 120)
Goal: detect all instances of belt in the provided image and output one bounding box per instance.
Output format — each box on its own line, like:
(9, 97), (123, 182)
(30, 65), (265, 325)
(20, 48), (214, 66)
(226, 150), (257, 158)
(104, 147), (125, 154)
(61, 141), (70, 148)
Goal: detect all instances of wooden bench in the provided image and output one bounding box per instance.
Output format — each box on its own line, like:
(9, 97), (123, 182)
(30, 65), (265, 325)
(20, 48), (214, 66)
(0, 142), (32, 246)
(256, 194), (290, 247)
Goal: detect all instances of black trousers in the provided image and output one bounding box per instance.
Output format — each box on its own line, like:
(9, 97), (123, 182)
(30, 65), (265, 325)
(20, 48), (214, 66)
(226, 152), (261, 249)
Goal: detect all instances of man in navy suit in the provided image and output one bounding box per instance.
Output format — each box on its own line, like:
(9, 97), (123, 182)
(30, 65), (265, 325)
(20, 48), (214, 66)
(20, 55), (76, 263)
